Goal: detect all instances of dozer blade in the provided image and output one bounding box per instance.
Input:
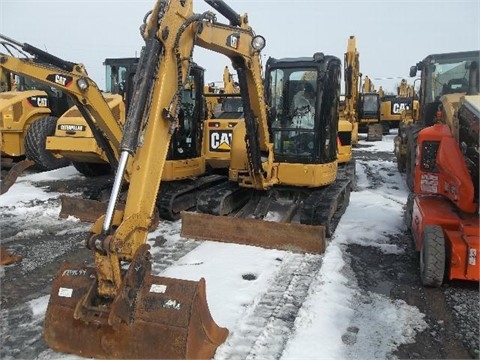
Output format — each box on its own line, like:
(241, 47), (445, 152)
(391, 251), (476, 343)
(181, 211), (326, 253)
(0, 159), (35, 195)
(59, 196), (124, 222)
(44, 245), (228, 359)
(0, 247), (22, 265)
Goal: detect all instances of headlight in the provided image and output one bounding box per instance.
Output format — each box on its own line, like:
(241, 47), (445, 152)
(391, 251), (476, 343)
(251, 35), (266, 51)
(77, 78), (89, 91)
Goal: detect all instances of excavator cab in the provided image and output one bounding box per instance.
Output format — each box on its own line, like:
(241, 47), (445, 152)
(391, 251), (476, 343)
(266, 55), (338, 163)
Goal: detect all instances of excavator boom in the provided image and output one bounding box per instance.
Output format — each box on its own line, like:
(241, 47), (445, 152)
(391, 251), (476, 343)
(44, 1), (239, 358)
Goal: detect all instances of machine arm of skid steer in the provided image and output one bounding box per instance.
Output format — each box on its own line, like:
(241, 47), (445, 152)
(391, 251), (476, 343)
(0, 39), (122, 167)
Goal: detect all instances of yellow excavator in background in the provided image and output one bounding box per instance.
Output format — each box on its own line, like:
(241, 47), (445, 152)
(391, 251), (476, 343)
(342, 35), (360, 146)
(5, 0), (352, 358)
(358, 74), (382, 141)
(379, 78), (418, 133)
(203, 65), (243, 171)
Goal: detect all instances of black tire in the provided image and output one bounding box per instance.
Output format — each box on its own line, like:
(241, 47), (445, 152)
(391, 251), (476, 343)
(24, 116), (70, 171)
(72, 161), (113, 177)
(420, 225), (446, 287)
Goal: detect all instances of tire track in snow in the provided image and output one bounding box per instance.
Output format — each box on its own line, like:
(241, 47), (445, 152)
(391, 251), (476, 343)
(215, 253), (323, 360)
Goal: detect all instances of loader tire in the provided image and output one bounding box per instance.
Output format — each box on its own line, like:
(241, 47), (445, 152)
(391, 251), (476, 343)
(405, 124), (422, 191)
(24, 116), (70, 171)
(72, 161), (112, 177)
(420, 225), (445, 287)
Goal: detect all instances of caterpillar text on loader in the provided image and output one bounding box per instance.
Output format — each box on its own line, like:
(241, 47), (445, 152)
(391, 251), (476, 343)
(182, 33), (354, 250)
(404, 57), (479, 286)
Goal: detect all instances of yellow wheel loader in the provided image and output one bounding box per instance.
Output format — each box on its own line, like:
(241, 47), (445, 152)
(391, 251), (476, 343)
(49, 57), (139, 177)
(0, 50), (73, 175)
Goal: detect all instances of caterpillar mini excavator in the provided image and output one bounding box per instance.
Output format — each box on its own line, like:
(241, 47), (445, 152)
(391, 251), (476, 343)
(181, 25), (353, 247)
(405, 58), (479, 286)
(41, 0), (353, 358)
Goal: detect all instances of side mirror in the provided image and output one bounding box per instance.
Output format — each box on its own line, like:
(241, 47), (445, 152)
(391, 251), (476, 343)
(409, 66), (417, 78)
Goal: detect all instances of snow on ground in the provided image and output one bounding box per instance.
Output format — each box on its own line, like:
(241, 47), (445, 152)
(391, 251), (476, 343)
(1, 135), (429, 359)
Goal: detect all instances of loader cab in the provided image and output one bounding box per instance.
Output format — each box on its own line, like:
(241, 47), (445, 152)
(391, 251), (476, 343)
(104, 57), (139, 104)
(410, 50), (480, 126)
(265, 54), (341, 164)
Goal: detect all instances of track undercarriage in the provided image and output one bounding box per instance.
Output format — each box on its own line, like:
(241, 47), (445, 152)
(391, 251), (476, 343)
(181, 170), (354, 254)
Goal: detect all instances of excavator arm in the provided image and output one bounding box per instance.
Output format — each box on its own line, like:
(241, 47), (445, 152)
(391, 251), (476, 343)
(44, 0), (277, 358)
(0, 38), (122, 168)
(344, 35), (360, 144)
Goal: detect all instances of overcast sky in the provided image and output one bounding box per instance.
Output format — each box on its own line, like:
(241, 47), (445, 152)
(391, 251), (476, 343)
(1, 0), (479, 93)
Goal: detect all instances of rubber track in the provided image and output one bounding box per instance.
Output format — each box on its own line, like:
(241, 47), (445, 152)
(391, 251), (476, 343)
(196, 180), (249, 215)
(156, 174), (227, 220)
(301, 178), (351, 236)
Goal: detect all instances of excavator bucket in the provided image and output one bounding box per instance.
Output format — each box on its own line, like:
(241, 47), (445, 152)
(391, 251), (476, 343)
(0, 247), (22, 265)
(44, 245), (228, 359)
(0, 159), (35, 195)
(181, 211), (326, 253)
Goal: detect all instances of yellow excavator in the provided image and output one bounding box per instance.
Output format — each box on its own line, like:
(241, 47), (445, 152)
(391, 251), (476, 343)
(0, 38), (228, 221)
(380, 78), (418, 133)
(181, 18), (353, 246)
(358, 74), (383, 141)
(26, 0), (352, 358)
(341, 35), (361, 147)
(203, 65), (243, 171)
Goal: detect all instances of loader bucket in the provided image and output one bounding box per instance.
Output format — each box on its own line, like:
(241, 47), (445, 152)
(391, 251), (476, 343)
(181, 211), (326, 253)
(0, 247), (22, 265)
(44, 249), (228, 359)
(0, 159), (34, 195)
(59, 196), (119, 222)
